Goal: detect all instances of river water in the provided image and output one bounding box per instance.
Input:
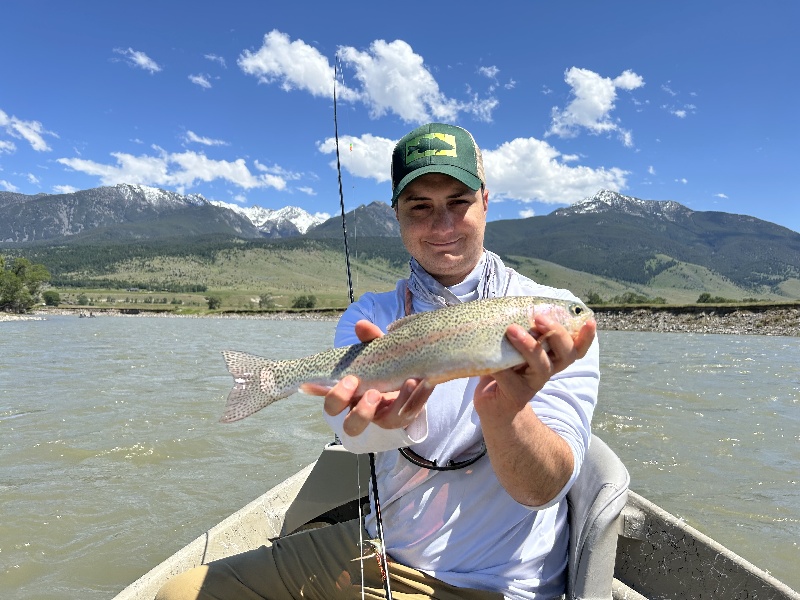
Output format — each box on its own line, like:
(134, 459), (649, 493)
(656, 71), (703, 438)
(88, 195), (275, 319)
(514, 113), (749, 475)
(1, 315), (798, 598)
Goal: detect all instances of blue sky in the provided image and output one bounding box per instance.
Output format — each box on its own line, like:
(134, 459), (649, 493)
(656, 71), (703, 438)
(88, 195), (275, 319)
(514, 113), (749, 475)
(1, 1), (797, 232)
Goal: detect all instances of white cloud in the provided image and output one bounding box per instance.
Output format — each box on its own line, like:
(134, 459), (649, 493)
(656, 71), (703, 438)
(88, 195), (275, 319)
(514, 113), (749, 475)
(238, 31), (497, 124)
(519, 208), (536, 218)
(238, 30), (338, 98)
(675, 178), (688, 184)
(671, 109), (687, 118)
(0, 108), (58, 152)
(319, 131), (628, 205)
(113, 47), (162, 73)
(314, 212), (331, 221)
(189, 73), (212, 89)
(53, 184), (78, 194)
(184, 130), (228, 146)
(26, 173), (39, 184)
(205, 54), (227, 68)
(547, 67), (644, 147)
(478, 66), (500, 79)
(57, 147), (288, 192)
(484, 136), (629, 204)
(714, 192), (728, 199)
(317, 133), (395, 182)
(648, 165), (656, 175)
(297, 186), (316, 195)
(0, 179), (18, 192)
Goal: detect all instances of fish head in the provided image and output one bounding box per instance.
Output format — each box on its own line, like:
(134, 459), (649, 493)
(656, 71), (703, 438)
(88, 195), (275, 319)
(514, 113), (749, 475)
(525, 298), (594, 338)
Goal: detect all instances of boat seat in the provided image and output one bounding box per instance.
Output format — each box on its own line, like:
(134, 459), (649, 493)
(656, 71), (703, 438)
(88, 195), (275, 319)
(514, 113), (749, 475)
(566, 435), (630, 600)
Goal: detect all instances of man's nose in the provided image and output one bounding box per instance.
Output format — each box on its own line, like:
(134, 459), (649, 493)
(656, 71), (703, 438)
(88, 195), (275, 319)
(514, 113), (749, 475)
(430, 206), (455, 230)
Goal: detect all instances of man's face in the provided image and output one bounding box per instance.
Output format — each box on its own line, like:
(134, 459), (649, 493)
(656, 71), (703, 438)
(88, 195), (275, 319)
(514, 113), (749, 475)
(395, 173), (489, 287)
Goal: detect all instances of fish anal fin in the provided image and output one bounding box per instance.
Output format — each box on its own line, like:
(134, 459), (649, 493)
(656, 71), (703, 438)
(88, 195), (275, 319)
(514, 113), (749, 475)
(299, 383), (333, 396)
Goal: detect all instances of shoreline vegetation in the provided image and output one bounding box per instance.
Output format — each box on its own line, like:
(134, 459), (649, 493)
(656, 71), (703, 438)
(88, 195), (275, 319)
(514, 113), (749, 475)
(3, 303), (799, 336)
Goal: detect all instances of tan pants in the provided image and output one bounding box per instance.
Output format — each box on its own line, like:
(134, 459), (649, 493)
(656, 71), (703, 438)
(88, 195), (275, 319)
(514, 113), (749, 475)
(156, 519), (504, 600)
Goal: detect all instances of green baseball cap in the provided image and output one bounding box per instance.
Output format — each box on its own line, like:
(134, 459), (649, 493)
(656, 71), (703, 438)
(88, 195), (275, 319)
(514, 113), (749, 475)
(391, 123), (485, 207)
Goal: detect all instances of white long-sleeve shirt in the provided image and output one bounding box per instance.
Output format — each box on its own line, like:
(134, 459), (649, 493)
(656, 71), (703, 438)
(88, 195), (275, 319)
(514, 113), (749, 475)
(324, 259), (599, 599)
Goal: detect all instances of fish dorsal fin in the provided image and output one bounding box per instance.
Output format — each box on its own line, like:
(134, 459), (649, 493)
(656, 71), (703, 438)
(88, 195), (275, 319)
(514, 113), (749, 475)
(387, 311), (426, 333)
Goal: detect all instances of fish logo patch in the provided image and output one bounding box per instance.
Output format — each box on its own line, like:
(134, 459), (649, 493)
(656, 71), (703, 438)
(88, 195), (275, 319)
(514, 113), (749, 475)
(405, 133), (457, 164)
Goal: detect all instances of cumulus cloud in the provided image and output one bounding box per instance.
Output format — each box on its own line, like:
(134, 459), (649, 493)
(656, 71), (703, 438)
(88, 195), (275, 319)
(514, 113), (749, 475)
(0, 179), (18, 192)
(0, 108), (58, 152)
(238, 30), (497, 124)
(519, 208), (536, 218)
(189, 73), (212, 88)
(318, 131), (628, 205)
(714, 192), (728, 199)
(317, 133), (396, 182)
(53, 184), (78, 194)
(547, 67), (644, 147)
(675, 178), (688, 184)
(184, 130), (228, 146)
(113, 47), (162, 73)
(483, 136), (629, 204)
(57, 147), (288, 192)
(26, 173), (39, 184)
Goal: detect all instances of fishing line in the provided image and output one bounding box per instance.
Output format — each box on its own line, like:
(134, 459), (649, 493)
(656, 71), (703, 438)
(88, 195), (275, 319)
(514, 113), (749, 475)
(333, 54), (355, 304)
(333, 53), (392, 600)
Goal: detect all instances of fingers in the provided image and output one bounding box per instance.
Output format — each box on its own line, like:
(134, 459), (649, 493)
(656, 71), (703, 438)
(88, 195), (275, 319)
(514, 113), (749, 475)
(323, 374), (360, 417)
(354, 320), (384, 343)
(342, 378), (432, 437)
(323, 373), (433, 436)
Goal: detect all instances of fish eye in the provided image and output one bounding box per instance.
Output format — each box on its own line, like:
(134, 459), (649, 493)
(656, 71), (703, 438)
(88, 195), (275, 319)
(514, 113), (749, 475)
(572, 304), (583, 315)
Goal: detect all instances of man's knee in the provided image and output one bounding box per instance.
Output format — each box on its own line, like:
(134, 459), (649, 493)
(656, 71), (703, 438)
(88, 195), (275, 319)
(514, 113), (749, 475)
(155, 565), (208, 600)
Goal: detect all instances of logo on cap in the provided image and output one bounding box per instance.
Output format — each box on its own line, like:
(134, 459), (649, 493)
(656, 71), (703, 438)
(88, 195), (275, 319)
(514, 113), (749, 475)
(405, 133), (457, 164)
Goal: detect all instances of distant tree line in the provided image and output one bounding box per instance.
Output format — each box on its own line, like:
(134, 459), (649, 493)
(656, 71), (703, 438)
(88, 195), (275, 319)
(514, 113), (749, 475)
(0, 256), (51, 313)
(50, 277), (207, 293)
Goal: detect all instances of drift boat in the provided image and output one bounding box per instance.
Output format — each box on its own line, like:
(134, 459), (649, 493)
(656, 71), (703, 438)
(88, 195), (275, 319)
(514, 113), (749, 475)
(113, 436), (798, 600)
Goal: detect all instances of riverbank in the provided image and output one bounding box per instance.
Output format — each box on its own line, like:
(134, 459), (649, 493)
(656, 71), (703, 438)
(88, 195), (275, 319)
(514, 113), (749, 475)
(8, 304), (800, 336)
(593, 304), (800, 336)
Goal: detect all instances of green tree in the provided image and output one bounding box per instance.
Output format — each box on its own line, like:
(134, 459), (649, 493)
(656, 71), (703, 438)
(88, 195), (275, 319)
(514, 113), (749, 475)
(0, 256), (52, 313)
(77, 293), (89, 305)
(43, 290), (61, 306)
(585, 290), (604, 305)
(291, 294), (317, 309)
(206, 295), (222, 310)
(259, 293), (276, 309)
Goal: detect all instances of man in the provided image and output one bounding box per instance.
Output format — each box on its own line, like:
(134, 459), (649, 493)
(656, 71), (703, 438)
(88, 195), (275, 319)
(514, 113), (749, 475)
(158, 123), (598, 600)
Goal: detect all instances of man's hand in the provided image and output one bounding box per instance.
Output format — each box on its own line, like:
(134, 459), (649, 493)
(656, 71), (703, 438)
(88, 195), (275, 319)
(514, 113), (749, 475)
(319, 320), (434, 437)
(474, 315), (597, 418)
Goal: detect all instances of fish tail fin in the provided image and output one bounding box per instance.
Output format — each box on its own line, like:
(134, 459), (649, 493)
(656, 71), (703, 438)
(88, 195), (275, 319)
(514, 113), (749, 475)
(220, 350), (293, 423)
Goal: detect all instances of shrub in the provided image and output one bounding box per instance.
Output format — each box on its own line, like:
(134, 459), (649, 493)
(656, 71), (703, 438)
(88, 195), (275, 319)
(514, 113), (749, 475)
(43, 290), (61, 306)
(291, 294), (317, 309)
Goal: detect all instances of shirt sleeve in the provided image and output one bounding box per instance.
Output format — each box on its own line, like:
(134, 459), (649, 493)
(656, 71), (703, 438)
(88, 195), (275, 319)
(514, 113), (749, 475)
(322, 291), (429, 454)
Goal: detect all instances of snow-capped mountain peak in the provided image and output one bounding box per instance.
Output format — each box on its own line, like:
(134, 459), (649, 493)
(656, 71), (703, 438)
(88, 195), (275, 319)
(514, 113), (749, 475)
(210, 201), (326, 236)
(558, 189), (692, 222)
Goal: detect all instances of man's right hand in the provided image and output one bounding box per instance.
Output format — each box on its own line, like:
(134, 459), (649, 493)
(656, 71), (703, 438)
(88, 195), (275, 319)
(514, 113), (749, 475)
(321, 320), (433, 436)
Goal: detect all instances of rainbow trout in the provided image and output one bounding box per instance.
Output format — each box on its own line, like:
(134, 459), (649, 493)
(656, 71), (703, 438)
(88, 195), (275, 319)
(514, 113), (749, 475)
(220, 296), (593, 423)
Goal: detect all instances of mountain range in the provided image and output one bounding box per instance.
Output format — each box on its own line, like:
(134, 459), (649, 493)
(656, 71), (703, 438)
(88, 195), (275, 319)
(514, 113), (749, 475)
(2, 185), (799, 299)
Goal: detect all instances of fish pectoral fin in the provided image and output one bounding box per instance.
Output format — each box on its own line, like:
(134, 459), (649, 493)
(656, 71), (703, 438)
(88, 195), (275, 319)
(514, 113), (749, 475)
(299, 383), (333, 396)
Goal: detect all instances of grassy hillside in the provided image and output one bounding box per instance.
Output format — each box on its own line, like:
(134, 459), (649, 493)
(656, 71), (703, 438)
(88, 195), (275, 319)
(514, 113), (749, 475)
(5, 235), (792, 311)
